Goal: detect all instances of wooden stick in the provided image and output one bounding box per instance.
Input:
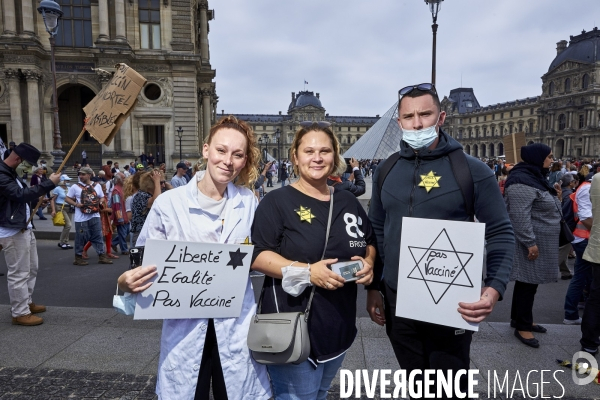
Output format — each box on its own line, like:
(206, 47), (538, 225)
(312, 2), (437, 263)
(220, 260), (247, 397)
(24, 126), (87, 230)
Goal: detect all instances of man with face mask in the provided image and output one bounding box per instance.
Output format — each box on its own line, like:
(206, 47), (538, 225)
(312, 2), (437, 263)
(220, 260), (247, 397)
(0, 143), (61, 326)
(366, 83), (515, 396)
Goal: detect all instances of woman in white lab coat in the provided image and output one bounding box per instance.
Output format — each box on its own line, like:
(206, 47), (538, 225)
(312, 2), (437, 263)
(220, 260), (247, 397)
(117, 116), (271, 400)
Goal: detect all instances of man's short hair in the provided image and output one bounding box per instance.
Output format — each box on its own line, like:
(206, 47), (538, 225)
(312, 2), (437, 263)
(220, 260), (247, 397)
(107, 160), (112, 165)
(399, 90), (441, 113)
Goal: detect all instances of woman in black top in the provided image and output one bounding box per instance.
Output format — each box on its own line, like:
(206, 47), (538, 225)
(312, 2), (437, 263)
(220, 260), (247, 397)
(251, 121), (376, 399)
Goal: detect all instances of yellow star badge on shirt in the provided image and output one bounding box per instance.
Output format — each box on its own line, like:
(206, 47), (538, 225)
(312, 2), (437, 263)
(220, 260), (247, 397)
(419, 171), (441, 193)
(241, 237), (252, 245)
(295, 205), (316, 223)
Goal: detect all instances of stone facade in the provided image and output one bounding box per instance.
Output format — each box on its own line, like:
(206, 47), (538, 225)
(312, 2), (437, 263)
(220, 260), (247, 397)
(0, 0), (217, 170)
(231, 91), (379, 160)
(442, 28), (600, 160)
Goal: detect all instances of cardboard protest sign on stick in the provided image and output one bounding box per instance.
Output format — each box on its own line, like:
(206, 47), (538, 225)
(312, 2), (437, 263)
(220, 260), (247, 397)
(83, 63), (146, 146)
(503, 132), (526, 164)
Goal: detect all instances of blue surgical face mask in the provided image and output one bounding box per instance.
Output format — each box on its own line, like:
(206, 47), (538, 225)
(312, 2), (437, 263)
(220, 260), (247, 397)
(400, 113), (441, 150)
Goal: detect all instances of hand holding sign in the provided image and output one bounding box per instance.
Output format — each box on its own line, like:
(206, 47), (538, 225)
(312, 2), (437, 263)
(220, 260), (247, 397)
(118, 265), (158, 293)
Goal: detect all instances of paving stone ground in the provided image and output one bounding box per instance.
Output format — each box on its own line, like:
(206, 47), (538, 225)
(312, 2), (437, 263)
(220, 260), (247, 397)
(0, 367), (158, 400)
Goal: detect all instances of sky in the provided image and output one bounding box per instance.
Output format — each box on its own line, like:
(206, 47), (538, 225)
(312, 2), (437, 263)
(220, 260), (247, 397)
(210, 0), (598, 117)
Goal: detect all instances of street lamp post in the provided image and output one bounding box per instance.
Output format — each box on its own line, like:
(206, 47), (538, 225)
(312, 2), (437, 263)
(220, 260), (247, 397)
(176, 126), (183, 162)
(425, 0), (443, 86)
(37, 0), (64, 170)
(258, 137), (263, 162)
(262, 133), (269, 161)
(275, 128), (281, 166)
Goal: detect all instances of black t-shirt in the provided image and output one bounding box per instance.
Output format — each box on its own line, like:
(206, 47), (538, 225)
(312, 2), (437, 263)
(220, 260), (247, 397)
(251, 185), (376, 363)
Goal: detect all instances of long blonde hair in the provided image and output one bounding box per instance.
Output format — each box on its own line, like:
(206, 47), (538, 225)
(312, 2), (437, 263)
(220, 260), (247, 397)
(201, 115), (259, 188)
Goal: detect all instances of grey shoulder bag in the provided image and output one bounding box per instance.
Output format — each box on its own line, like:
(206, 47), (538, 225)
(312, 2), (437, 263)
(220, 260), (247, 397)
(247, 188), (334, 365)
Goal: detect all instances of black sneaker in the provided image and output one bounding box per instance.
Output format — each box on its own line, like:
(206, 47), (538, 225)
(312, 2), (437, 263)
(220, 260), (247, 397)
(581, 347), (599, 356)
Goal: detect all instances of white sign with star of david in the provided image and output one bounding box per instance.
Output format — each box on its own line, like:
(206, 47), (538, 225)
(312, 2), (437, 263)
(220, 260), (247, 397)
(133, 239), (253, 319)
(395, 217), (486, 331)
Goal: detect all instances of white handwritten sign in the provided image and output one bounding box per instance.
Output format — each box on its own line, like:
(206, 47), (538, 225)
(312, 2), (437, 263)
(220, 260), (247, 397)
(83, 63), (146, 146)
(134, 239), (253, 320)
(396, 217), (485, 331)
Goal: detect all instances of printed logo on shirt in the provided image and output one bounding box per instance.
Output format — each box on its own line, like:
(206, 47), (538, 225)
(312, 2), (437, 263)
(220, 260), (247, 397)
(345, 213), (367, 247)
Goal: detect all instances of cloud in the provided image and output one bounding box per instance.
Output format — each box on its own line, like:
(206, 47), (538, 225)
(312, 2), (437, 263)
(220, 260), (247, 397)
(210, 0), (598, 117)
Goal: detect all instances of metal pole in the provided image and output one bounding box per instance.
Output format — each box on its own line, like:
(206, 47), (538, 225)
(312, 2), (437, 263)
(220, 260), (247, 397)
(179, 136), (182, 161)
(49, 36), (65, 170)
(431, 19), (438, 86)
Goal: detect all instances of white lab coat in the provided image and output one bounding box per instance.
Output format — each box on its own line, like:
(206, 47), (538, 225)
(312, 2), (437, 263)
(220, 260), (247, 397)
(137, 172), (271, 400)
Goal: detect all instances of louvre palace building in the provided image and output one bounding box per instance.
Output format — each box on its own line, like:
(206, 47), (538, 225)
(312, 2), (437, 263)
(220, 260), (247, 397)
(231, 90), (379, 161)
(442, 27), (600, 160)
(0, 0), (217, 169)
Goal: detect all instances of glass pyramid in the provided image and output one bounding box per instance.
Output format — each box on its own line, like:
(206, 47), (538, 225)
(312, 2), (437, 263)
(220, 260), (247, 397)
(343, 101), (402, 160)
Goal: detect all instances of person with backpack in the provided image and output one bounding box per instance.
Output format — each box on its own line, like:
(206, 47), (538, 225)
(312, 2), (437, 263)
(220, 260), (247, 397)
(64, 167), (113, 266)
(559, 174), (577, 280)
(366, 83), (514, 395)
(564, 172), (595, 325)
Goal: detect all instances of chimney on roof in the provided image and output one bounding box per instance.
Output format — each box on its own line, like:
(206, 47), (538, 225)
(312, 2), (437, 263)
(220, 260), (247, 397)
(556, 40), (568, 55)
(291, 92), (295, 101)
(221, 110), (224, 114)
(316, 93), (320, 99)
(279, 111), (281, 115)
(376, 114), (380, 118)
(326, 113), (329, 117)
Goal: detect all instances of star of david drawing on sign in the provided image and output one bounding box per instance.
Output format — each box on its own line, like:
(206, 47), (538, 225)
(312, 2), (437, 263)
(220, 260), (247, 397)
(396, 217), (485, 331)
(227, 248), (247, 270)
(407, 229), (474, 304)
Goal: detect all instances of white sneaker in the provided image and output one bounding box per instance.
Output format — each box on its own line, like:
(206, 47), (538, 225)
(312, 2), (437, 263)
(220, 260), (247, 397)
(563, 318), (582, 325)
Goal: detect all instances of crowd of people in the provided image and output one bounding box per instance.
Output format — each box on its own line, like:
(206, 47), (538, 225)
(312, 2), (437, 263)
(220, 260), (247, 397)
(1, 82), (600, 399)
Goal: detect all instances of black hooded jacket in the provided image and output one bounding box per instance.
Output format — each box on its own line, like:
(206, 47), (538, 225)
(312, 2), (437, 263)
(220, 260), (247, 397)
(368, 130), (515, 299)
(0, 160), (56, 229)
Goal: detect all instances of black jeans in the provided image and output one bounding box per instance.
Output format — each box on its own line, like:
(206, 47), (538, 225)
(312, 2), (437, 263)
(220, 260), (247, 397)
(510, 281), (538, 331)
(382, 284), (473, 399)
(580, 263), (600, 351)
(194, 319), (228, 400)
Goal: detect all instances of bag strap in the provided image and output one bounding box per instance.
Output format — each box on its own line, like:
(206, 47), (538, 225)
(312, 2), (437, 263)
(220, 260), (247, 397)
(448, 149), (475, 222)
(376, 152), (401, 199)
(304, 187), (334, 321)
(256, 187), (334, 317)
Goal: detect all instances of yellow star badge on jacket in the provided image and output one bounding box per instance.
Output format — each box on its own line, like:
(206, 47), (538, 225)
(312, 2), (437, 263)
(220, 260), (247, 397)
(419, 171), (441, 193)
(295, 205), (316, 223)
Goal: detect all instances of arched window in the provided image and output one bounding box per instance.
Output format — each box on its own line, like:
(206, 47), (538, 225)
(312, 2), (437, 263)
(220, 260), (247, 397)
(549, 81), (555, 96)
(565, 78), (571, 93)
(55, 0), (93, 47)
(583, 74), (590, 90)
(558, 114), (566, 130)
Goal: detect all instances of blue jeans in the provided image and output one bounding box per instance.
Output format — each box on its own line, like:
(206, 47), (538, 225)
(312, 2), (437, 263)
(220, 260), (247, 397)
(75, 218), (105, 256)
(281, 179), (287, 188)
(112, 223), (130, 252)
(564, 240), (594, 320)
(268, 354), (345, 400)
